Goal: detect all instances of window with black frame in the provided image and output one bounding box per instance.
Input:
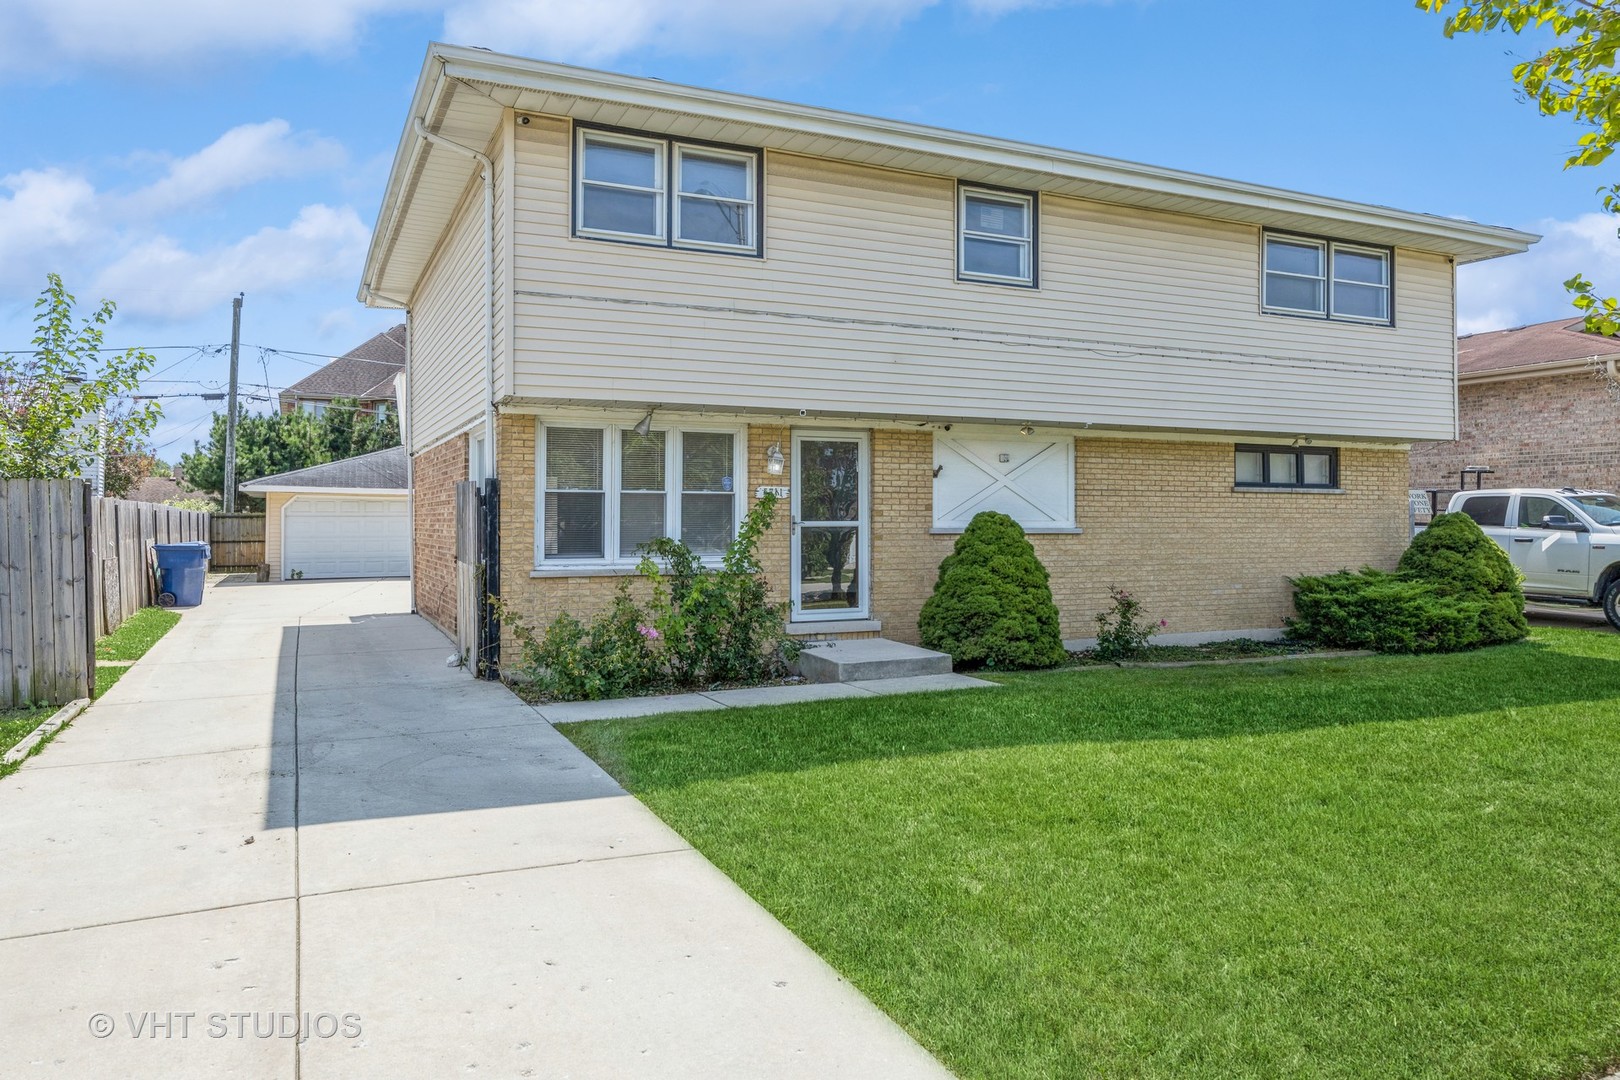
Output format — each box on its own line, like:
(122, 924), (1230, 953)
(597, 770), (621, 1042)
(1234, 445), (1338, 489)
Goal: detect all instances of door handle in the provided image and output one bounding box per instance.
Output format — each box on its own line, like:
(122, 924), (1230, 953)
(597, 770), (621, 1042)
(1512, 537), (1533, 543)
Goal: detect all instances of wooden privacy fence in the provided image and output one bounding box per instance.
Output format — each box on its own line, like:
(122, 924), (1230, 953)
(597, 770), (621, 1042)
(209, 513), (265, 572)
(0, 479), (94, 708)
(1, 478), (210, 708)
(90, 496), (209, 638)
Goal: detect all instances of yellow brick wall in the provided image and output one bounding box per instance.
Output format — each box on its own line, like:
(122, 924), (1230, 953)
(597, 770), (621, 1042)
(871, 431), (1409, 643)
(493, 416), (1410, 653)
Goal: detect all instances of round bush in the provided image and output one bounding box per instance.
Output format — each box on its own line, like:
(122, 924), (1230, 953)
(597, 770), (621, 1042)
(919, 511), (1067, 669)
(1398, 511), (1527, 645)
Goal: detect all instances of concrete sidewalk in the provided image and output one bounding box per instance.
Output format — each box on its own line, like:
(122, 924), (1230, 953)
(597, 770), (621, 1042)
(0, 579), (950, 1079)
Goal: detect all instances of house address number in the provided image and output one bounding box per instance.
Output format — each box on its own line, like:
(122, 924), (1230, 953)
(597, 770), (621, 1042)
(755, 485), (789, 499)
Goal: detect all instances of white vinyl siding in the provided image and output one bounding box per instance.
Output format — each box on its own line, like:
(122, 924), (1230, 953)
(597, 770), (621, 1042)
(933, 433), (1074, 530)
(508, 117), (1459, 442)
(407, 184), (487, 452)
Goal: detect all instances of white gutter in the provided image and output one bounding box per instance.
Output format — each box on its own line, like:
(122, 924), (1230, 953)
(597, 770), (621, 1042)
(411, 113), (496, 484)
(434, 43), (1540, 261)
(1461, 354), (1620, 385)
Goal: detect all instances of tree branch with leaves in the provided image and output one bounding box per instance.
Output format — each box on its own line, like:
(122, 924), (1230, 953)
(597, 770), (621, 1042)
(1420, 0), (1620, 331)
(0, 274), (161, 483)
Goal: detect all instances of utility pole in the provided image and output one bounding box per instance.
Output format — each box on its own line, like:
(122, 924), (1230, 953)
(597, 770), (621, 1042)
(222, 293), (243, 513)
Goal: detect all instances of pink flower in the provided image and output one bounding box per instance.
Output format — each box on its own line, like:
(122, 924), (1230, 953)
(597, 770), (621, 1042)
(1158, 619), (1167, 628)
(637, 624), (662, 641)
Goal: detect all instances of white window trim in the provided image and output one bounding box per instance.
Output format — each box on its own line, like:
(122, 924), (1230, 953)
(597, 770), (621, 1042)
(1263, 233), (1393, 325)
(1262, 235), (1327, 316)
(535, 420), (748, 570)
(575, 129), (667, 244)
(958, 186), (1035, 285)
(1328, 241), (1392, 324)
(673, 144), (757, 252)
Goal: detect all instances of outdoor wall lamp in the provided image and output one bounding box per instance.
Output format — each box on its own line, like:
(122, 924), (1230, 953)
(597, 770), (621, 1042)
(632, 410), (655, 437)
(1018, 424), (1034, 436)
(765, 442), (785, 475)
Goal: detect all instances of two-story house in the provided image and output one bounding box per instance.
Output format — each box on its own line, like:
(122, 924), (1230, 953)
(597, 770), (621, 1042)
(279, 323), (407, 421)
(360, 44), (1536, 657)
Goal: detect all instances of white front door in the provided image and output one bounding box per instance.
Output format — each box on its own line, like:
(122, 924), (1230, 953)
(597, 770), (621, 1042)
(790, 432), (869, 621)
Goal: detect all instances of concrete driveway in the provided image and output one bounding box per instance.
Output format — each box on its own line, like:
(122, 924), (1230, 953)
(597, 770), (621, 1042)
(0, 579), (949, 1079)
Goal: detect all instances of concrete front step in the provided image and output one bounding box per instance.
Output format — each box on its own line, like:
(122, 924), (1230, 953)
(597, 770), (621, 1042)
(796, 638), (954, 683)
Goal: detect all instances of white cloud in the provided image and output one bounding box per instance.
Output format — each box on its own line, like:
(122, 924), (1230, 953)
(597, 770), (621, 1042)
(0, 121), (355, 317)
(0, 169), (101, 288)
(1458, 213), (1620, 335)
(92, 205), (370, 321)
(443, 0), (937, 65)
(0, 0), (1078, 74)
(119, 121), (347, 219)
(0, 0), (419, 76)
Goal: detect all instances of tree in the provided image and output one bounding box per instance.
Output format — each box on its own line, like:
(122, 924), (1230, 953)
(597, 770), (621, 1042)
(1420, 1), (1620, 333)
(179, 398), (400, 510)
(102, 445), (167, 499)
(0, 274), (161, 482)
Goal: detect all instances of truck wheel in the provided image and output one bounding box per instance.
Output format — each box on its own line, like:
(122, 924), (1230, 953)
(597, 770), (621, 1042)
(1604, 580), (1620, 631)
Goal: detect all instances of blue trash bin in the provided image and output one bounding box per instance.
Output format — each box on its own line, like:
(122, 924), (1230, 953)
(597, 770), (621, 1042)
(153, 542), (211, 607)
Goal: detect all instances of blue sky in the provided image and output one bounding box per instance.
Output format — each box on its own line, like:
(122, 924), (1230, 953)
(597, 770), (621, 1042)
(1, 0), (1612, 454)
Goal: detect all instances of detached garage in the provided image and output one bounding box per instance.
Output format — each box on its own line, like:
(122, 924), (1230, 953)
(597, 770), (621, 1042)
(239, 446), (410, 581)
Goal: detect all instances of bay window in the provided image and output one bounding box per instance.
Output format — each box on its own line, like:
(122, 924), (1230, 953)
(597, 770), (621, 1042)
(539, 423), (744, 566)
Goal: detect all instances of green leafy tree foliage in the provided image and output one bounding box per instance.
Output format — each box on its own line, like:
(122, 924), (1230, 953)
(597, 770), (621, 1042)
(179, 398), (400, 510)
(919, 511), (1067, 669)
(0, 274), (161, 482)
(1420, 0), (1620, 330)
(102, 447), (167, 500)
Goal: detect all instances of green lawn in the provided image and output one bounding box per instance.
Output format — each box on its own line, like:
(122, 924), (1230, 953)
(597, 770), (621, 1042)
(95, 607), (181, 662)
(563, 628), (1620, 1080)
(0, 704), (56, 759)
(93, 607), (180, 696)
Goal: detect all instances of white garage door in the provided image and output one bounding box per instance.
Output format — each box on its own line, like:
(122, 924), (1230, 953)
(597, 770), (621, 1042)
(282, 496), (409, 580)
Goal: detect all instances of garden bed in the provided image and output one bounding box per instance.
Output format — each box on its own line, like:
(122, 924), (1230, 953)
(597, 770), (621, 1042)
(1065, 636), (1319, 666)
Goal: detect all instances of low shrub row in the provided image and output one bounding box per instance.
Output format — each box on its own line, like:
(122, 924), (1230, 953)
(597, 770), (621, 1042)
(1288, 512), (1528, 653)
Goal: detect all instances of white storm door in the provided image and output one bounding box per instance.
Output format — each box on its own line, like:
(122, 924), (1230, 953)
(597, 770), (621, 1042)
(790, 433), (869, 621)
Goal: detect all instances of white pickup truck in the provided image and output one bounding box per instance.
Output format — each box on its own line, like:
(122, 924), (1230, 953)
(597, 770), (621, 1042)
(1447, 487), (1620, 629)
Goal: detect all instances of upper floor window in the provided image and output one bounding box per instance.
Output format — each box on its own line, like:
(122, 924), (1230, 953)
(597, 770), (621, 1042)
(575, 128), (760, 255)
(959, 185), (1036, 286)
(1262, 233), (1391, 325)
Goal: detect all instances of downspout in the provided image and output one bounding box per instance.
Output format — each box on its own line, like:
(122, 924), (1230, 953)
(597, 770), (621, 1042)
(412, 116), (496, 485)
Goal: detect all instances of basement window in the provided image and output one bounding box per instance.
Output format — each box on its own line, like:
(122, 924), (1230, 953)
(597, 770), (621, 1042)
(1234, 445), (1338, 489)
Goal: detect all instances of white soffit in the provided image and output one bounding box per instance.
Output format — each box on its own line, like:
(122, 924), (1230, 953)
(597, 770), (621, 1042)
(361, 44), (1539, 306)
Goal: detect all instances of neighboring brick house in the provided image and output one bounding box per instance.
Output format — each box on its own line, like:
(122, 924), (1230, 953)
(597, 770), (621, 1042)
(279, 324), (407, 421)
(358, 45), (1535, 654)
(1410, 318), (1620, 501)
